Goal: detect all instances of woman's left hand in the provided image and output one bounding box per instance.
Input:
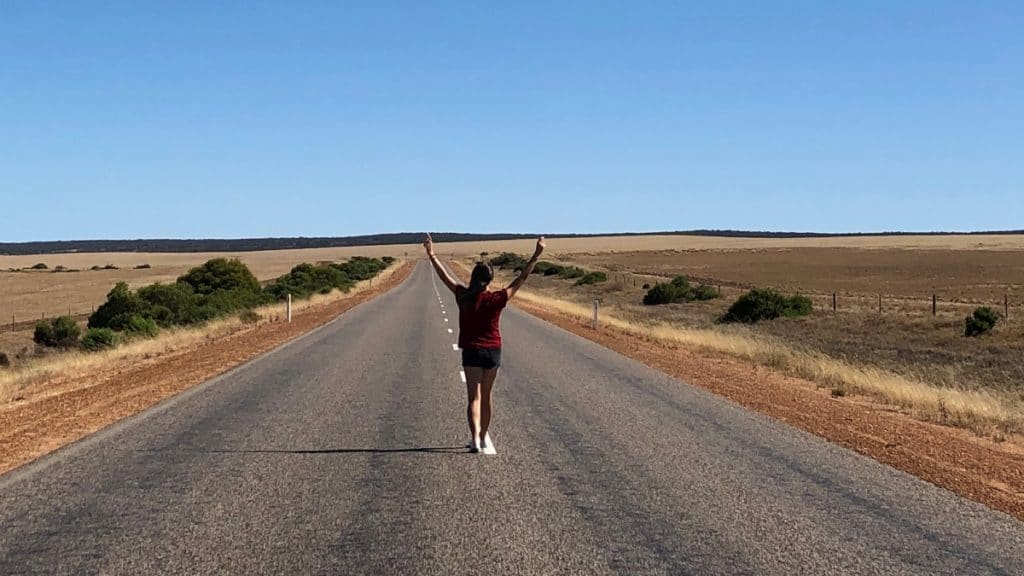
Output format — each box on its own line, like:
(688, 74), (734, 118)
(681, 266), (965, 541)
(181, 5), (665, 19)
(423, 233), (435, 257)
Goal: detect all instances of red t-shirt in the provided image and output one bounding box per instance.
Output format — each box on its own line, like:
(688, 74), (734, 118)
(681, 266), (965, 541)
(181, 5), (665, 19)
(455, 286), (509, 350)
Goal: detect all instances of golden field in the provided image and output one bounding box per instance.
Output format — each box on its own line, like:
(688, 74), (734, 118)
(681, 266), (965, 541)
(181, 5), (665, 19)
(460, 235), (1024, 435)
(4, 233), (1023, 325)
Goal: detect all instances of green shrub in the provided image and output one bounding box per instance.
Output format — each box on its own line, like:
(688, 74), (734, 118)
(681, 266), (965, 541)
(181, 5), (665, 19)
(643, 282), (683, 305)
(33, 321), (52, 345)
(80, 328), (118, 352)
(333, 256), (387, 281)
(134, 263), (151, 269)
(137, 282), (199, 326)
(124, 314), (159, 337)
(642, 276), (718, 305)
(534, 261), (565, 276)
(691, 284), (720, 301)
(720, 288), (813, 323)
(575, 271), (608, 286)
(265, 262), (356, 301)
(965, 307), (999, 337)
(559, 267), (587, 280)
(30, 263), (48, 270)
(33, 316), (81, 348)
(381, 256), (396, 265)
(490, 253), (527, 270)
(89, 282), (150, 329)
(178, 258), (261, 296)
(0, 351), (9, 367)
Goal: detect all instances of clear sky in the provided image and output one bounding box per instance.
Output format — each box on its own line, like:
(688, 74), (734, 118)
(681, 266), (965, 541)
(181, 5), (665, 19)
(2, 2), (1022, 242)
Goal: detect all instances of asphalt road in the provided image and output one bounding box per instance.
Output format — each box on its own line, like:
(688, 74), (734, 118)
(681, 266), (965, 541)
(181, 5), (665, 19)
(1, 261), (1022, 575)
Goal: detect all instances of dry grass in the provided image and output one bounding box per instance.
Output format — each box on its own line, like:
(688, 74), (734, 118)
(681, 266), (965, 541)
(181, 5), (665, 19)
(515, 290), (1024, 435)
(0, 262), (403, 404)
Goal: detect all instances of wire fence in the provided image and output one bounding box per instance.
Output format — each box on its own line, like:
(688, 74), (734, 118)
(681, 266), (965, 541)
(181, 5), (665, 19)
(601, 272), (1017, 320)
(6, 308), (95, 333)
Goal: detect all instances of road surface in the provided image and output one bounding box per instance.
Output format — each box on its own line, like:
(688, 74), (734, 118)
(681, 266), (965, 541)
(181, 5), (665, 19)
(1, 262), (1022, 575)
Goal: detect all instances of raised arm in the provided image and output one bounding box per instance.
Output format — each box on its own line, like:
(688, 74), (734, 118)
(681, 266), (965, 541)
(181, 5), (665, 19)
(424, 233), (461, 294)
(505, 237), (546, 299)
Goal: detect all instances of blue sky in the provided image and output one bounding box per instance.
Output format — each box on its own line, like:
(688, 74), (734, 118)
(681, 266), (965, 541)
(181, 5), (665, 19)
(2, 2), (1022, 241)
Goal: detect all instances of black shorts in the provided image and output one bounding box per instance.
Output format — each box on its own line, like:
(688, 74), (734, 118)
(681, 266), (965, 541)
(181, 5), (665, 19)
(462, 347), (502, 369)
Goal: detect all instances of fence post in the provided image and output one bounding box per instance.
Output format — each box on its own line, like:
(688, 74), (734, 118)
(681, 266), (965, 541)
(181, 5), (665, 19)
(1006, 294), (1010, 319)
(287, 294), (292, 323)
(932, 294), (937, 316)
(832, 293), (837, 313)
(592, 300), (599, 329)
(878, 294), (882, 314)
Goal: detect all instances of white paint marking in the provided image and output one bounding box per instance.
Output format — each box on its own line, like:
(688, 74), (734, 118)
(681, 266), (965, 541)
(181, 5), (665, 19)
(444, 318), (448, 322)
(452, 344), (459, 351)
(447, 328), (454, 334)
(459, 370), (467, 384)
(442, 311), (446, 315)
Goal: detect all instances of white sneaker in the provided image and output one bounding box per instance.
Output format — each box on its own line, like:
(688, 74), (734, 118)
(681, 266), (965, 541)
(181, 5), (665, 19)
(481, 433), (497, 455)
(468, 438), (481, 453)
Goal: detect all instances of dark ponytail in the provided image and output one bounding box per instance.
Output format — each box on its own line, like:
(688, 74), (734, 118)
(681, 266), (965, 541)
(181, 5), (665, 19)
(459, 262), (494, 305)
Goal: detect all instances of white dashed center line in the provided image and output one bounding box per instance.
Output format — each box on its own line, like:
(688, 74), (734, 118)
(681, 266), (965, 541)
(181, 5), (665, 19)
(447, 328), (453, 334)
(459, 370), (467, 384)
(452, 344), (459, 351)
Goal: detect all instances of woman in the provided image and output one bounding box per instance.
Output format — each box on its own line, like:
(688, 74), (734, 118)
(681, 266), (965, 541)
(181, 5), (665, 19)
(424, 234), (545, 454)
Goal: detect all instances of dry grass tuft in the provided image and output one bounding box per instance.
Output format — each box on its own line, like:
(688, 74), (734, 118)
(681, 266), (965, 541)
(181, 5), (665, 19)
(515, 290), (1024, 435)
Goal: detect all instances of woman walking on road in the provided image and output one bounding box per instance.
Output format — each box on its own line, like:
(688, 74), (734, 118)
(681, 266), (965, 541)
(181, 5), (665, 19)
(425, 234), (545, 454)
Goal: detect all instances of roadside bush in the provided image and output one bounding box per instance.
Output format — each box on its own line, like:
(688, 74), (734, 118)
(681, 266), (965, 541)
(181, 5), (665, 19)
(89, 282), (150, 329)
(265, 262), (354, 301)
(134, 263), (151, 269)
(719, 288), (812, 323)
(965, 307), (999, 337)
(559, 267), (587, 280)
(575, 271), (608, 286)
(137, 282), (199, 326)
(124, 314), (159, 337)
(178, 258), (261, 296)
(381, 256), (396, 265)
(30, 263), (48, 270)
(490, 253), (527, 270)
(642, 276), (719, 305)
(0, 352), (10, 367)
(333, 256), (388, 281)
(80, 328), (118, 352)
(34, 316), (81, 348)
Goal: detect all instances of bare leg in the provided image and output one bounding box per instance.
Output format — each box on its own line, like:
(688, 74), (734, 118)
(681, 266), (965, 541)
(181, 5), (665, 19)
(464, 366), (484, 445)
(478, 368), (499, 442)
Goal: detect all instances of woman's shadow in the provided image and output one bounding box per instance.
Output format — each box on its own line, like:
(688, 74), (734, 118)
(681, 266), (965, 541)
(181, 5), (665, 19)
(204, 446), (467, 455)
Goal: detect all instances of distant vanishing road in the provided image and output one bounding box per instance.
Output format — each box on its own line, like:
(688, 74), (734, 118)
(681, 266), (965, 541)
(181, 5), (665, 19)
(1, 262), (1022, 575)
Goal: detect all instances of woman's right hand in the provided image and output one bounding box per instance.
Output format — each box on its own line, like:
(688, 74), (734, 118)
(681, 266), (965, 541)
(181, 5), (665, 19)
(423, 233), (435, 257)
(534, 236), (546, 258)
